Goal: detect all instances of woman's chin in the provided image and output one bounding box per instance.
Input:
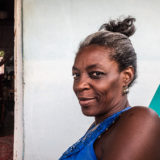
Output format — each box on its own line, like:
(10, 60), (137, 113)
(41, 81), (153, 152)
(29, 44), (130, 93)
(81, 106), (96, 117)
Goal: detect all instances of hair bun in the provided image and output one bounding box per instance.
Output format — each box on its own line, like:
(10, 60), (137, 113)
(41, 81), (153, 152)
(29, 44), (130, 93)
(99, 16), (136, 37)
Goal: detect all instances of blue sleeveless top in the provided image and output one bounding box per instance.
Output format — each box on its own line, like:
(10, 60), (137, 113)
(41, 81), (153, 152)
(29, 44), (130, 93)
(59, 107), (131, 160)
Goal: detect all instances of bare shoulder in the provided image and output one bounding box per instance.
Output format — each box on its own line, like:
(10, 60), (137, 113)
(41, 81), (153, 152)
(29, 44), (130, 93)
(102, 106), (160, 160)
(121, 106), (160, 122)
(116, 106), (160, 143)
(119, 106), (160, 129)
(126, 105), (159, 116)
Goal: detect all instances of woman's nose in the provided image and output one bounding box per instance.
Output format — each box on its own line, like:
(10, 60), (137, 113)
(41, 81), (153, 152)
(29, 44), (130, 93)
(74, 75), (90, 92)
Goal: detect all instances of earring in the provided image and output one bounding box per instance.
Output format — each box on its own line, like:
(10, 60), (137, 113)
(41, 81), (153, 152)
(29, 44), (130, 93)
(123, 86), (129, 95)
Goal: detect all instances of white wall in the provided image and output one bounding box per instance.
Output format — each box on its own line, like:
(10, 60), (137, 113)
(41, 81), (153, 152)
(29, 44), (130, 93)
(23, 0), (160, 159)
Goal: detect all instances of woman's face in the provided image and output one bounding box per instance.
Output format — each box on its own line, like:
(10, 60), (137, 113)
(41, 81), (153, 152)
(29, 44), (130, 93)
(72, 45), (129, 118)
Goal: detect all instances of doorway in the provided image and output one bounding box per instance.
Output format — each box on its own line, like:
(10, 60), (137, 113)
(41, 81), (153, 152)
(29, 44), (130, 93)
(0, 0), (14, 159)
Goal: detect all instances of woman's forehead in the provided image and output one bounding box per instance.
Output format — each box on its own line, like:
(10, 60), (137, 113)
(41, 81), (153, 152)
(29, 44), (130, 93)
(78, 45), (113, 55)
(73, 46), (118, 71)
(74, 46), (113, 64)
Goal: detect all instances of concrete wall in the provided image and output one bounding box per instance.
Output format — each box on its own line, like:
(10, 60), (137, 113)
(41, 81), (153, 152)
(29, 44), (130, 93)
(22, 0), (160, 159)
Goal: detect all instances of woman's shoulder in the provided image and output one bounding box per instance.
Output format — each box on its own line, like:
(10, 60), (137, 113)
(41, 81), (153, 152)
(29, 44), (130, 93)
(127, 105), (158, 116)
(117, 106), (160, 133)
(120, 106), (160, 125)
(101, 106), (160, 159)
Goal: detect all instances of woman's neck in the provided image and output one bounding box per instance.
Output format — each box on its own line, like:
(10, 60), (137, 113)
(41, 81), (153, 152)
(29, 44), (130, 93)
(95, 98), (130, 124)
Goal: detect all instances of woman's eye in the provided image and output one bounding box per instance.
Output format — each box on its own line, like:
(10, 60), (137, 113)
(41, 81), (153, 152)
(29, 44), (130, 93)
(89, 71), (104, 79)
(72, 73), (80, 79)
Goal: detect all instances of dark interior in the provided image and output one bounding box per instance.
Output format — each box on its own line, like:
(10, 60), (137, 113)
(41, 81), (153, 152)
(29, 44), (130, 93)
(0, 0), (14, 158)
(0, 0), (14, 142)
(0, 0), (14, 136)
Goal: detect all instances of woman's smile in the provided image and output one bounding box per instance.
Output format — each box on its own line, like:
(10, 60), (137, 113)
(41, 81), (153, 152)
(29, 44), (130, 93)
(78, 97), (97, 106)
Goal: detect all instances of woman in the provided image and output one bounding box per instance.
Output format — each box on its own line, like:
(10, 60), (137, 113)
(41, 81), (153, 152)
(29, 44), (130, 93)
(59, 16), (160, 160)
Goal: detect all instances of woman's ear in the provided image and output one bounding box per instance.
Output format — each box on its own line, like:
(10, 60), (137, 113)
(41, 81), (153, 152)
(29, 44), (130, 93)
(122, 66), (134, 86)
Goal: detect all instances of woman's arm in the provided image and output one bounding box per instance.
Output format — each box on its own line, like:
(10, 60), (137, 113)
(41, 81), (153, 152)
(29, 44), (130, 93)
(102, 107), (160, 160)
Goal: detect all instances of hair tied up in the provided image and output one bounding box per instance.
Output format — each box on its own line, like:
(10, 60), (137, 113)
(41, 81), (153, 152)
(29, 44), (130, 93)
(99, 16), (136, 37)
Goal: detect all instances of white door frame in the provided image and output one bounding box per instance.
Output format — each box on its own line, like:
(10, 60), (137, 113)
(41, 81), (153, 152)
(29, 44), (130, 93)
(14, 0), (24, 159)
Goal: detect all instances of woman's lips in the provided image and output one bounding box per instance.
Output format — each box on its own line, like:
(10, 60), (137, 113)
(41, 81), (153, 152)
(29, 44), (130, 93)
(78, 97), (96, 106)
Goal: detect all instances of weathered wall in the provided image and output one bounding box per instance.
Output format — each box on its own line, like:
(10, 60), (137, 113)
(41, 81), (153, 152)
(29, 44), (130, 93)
(22, 0), (160, 159)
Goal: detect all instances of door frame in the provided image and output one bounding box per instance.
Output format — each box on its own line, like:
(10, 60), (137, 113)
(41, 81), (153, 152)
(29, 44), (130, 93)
(14, 0), (24, 159)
